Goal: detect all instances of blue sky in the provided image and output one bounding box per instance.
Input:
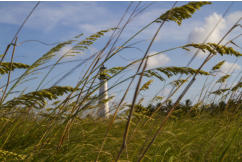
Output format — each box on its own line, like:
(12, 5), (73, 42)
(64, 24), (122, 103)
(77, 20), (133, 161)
(0, 1), (241, 105)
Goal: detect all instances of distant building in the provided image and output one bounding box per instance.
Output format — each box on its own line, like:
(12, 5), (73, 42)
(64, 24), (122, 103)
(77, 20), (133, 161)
(97, 65), (110, 118)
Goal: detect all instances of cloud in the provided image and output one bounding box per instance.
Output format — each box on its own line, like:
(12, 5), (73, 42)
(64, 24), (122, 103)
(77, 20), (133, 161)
(160, 87), (171, 96)
(147, 51), (170, 69)
(218, 61), (241, 87)
(188, 12), (226, 44)
(78, 8), (163, 36)
(187, 11), (242, 57)
(0, 2), (114, 32)
(220, 61), (241, 74)
(75, 3), (197, 43)
(0, 2), (201, 43)
(1, 2), (240, 45)
(225, 11), (242, 28)
(119, 8), (200, 42)
(214, 61), (241, 81)
(129, 51), (170, 71)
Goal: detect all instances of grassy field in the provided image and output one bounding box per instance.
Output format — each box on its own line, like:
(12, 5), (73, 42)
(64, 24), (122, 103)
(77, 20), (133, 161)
(0, 110), (241, 161)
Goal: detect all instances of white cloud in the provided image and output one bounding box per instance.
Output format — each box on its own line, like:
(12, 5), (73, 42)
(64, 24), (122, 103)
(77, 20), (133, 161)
(129, 51), (170, 71)
(0, 2), (204, 43)
(160, 87), (171, 96)
(187, 11), (242, 58)
(225, 11), (242, 28)
(220, 61), (241, 74)
(147, 51), (170, 69)
(0, 2), (114, 32)
(188, 12), (226, 44)
(1, 2), (240, 45)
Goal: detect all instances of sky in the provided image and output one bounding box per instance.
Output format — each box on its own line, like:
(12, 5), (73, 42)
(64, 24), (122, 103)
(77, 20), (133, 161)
(0, 1), (241, 105)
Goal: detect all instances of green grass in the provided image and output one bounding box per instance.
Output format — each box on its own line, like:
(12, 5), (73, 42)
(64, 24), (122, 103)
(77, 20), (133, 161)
(0, 111), (241, 161)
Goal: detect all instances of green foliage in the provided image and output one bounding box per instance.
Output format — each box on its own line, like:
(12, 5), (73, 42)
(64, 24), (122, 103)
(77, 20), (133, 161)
(183, 43), (242, 57)
(155, 2), (211, 25)
(0, 117), (12, 122)
(170, 108), (184, 120)
(0, 62), (29, 75)
(0, 112), (241, 161)
(218, 128), (238, 162)
(134, 104), (154, 117)
(1, 86), (74, 109)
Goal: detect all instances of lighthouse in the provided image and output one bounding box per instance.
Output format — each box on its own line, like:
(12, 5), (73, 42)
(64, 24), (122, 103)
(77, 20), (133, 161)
(97, 65), (110, 118)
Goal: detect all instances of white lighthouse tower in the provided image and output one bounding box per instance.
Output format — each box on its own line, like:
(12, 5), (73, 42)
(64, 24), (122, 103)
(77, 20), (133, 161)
(97, 65), (110, 118)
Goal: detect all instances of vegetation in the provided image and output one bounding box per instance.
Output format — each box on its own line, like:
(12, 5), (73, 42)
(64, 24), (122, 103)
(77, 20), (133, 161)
(0, 1), (241, 161)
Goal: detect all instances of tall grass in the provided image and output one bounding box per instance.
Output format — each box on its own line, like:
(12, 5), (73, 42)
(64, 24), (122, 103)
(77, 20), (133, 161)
(0, 1), (241, 161)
